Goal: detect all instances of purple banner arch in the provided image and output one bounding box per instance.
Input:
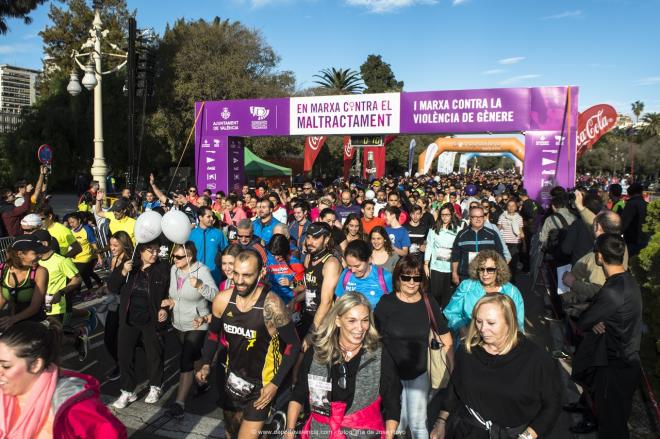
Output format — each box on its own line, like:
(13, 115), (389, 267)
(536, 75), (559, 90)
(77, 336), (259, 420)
(194, 86), (578, 205)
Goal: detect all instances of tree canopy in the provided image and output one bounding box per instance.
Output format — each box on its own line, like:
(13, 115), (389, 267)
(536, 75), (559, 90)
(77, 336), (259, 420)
(0, 0), (48, 34)
(360, 55), (403, 94)
(313, 67), (364, 94)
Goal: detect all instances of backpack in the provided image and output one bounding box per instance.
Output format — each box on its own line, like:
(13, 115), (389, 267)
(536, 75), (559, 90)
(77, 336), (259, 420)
(342, 266), (389, 294)
(543, 213), (571, 264)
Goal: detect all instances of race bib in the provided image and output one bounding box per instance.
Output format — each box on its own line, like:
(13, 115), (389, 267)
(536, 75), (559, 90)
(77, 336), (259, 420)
(226, 371), (256, 402)
(468, 252), (478, 264)
(308, 374), (332, 416)
(305, 289), (317, 311)
(436, 247), (452, 261)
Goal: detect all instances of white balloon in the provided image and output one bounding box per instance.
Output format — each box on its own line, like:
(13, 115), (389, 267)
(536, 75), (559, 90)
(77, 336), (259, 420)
(161, 210), (192, 244)
(134, 210), (163, 244)
(365, 189), (375, 200)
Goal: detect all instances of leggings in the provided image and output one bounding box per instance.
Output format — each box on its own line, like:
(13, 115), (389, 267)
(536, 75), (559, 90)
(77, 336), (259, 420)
(174, 329), (206, 372)
(104, 309), (119, 363)
(430, 270), (453, 309)
(75, 261), (103, 291)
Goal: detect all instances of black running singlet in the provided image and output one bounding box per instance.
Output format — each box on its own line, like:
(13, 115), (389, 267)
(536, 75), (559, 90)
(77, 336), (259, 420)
(222, 288), (282, 387)
(303, 253), (333, 318)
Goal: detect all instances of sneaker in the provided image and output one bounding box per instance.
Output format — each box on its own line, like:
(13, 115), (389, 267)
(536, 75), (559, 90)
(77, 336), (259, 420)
(144, 386), (162, 404)
(86, 308), (98, 332)
(552, 350), (571, 360)
(113, 390), (138, 409)
(168, 402), (185, 419)
(107, 366), (121, 382)
(76, 327), (89, 361)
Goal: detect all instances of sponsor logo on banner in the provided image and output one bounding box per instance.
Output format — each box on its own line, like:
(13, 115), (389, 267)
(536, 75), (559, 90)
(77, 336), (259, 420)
(250, 106), (270, 120)
(250, 106), (270, 130)
(221, 108), (231, 120)
(308, 136), (325, 150)
(344, 138), (354, 158)
(290, 93), (400, 135)
(577, 104), (617, 152)
(213, 107), (239, 132)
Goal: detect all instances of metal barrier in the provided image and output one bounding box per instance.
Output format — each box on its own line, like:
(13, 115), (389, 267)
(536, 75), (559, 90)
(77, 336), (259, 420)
(0, 237), (15, 263)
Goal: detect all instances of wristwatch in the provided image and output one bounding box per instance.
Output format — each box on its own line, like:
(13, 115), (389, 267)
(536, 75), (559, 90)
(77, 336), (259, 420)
(518, 431), (533, 439)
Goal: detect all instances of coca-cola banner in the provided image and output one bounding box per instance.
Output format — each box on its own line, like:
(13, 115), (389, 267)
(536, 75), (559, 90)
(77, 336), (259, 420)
(342, 136), (355, 180)
(362, 146), (386, 179)
(577, 104), (617, 157)
(303, 136), (328, 172)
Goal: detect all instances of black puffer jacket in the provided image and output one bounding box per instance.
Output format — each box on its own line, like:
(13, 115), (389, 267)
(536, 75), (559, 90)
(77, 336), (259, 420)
(108, 260), (170, 327)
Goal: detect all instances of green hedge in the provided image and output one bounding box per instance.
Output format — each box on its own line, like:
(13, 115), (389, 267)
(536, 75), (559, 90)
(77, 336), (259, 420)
(632, 199), (660, 379)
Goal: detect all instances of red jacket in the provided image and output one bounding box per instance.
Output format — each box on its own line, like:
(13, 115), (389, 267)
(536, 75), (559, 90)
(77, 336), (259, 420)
(0, 196), (30, 236)
(53, 370), (126, 438)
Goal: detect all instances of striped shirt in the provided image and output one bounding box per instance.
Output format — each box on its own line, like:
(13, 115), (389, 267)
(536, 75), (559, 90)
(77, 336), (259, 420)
(498, 213), (523, 244)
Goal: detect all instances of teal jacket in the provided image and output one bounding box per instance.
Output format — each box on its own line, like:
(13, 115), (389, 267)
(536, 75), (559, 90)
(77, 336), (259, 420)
(443, 279), (525, 333)
(424, 226), (459, 273)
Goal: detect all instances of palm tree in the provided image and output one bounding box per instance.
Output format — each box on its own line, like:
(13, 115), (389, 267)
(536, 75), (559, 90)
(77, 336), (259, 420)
(313, 68), (364, 94)
(641, 113), (660, 139)
(631, 101), (645, 124)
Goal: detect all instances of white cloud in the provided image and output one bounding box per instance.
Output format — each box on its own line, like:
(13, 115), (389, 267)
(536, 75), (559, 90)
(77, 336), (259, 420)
(498, 56), (525, 65)
(498, 74), (541, 85)
(345, 0), (437, 13)
(452, 0), (468, 5)
(542, 10), (582, 20)
(482, 69), (505, 75)
(0, 44), (34, 55)
(635, 76), (660, 86)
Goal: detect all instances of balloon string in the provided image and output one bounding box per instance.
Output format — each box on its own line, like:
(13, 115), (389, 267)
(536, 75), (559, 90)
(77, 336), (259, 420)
(183, 246), (192, 280)
(126, 246), (138, 282)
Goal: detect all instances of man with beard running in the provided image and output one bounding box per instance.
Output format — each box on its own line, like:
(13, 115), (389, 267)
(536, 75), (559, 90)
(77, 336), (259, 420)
(197, 250), (301, 439)
(298, 222), (341, 348)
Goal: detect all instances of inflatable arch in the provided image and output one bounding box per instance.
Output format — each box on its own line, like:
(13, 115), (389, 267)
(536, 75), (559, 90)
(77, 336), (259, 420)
(459, 152), (523, 173)
(419, 137), (525, 174)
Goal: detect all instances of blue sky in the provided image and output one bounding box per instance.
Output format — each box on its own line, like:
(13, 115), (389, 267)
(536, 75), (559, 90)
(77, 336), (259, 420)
(1, 0), (659, 116)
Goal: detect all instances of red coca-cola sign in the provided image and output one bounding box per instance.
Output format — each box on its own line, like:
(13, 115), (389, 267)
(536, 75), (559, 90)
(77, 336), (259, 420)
(577, 104), (617, 153)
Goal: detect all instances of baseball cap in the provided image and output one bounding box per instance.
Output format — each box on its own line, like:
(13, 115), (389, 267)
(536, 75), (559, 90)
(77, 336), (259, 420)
(110, 198), (131, 212)
(32, 229), (53, 245)
(307, 222), (332, 238)
(20, 213), (42, 228)
(11, 234), (48, 253)
(518, 189), (528, 196)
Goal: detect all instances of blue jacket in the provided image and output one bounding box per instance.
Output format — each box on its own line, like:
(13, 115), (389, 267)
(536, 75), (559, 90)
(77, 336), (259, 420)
(253, 217), (281, 246)
(189, 226), (227, 283)
(443, 279), (525, 333)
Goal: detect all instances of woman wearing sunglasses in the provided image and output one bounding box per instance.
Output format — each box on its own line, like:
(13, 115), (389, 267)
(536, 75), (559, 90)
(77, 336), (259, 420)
(107, 239), (170, 410)
(285, 292), (402, 439)
(443, 250), (524, 335)
(160, 241), (219, 419)
(375, 256), (453, 439)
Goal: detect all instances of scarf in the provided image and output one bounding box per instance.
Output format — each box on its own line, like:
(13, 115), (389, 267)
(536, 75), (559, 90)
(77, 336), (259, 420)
(0, 365), (58, 439)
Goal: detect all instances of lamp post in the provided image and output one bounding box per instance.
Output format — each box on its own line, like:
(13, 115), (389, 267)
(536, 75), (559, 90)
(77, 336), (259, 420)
(67, 1), (127, 193)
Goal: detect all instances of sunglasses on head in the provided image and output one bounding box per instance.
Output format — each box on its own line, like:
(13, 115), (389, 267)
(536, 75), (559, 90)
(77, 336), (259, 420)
(400, 274), (422, 283)
(172, 254), (187, 260)
(478, 267), (497, 274)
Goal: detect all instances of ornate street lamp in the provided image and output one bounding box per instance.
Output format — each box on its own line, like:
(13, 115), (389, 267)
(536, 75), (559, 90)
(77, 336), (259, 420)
(67, 0), (128, 193)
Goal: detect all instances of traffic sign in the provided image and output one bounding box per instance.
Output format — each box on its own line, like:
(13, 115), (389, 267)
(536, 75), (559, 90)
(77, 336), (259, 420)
(37, 144), (53, 164)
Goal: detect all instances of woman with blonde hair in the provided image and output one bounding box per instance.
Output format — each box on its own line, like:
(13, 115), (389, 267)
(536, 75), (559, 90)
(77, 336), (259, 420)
(443, 249), (524, 334)
(430, 295), (561, 439)
(285, 292), (402, 439)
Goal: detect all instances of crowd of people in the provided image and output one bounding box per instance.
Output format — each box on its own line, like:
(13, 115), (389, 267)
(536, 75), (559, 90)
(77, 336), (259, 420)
(0, 166), (651, 439)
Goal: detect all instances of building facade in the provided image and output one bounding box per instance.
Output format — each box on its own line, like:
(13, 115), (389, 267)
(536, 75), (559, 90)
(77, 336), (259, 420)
(0, 64), (41, 133)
